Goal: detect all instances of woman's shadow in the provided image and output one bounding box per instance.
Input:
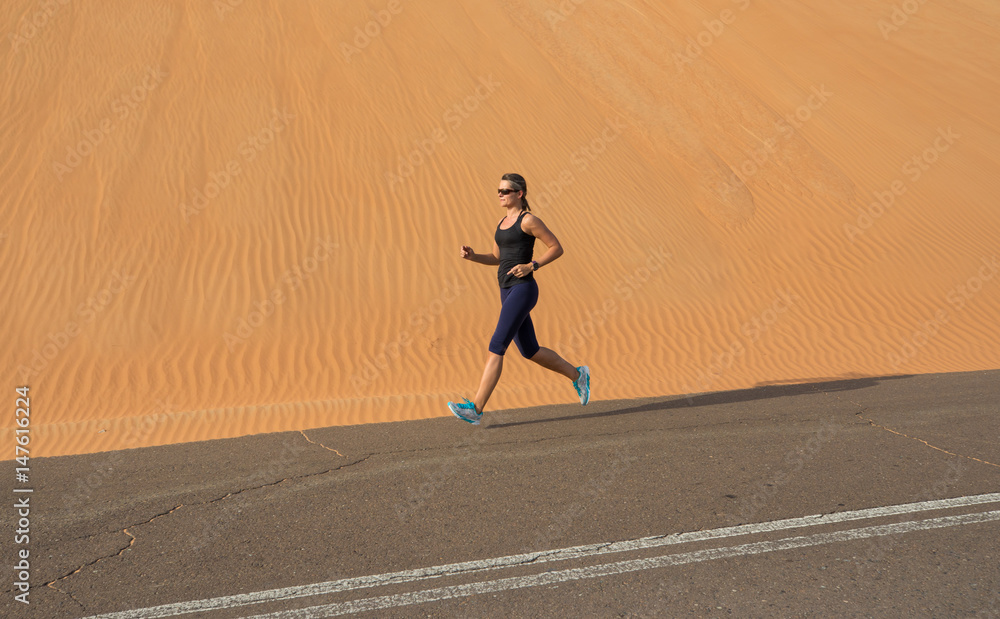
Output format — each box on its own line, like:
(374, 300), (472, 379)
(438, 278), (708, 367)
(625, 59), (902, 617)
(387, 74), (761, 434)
(487, 374), (912, 429)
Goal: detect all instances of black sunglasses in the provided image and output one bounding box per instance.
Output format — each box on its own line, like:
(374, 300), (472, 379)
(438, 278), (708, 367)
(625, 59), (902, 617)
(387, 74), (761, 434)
(498, 188), (520, 195)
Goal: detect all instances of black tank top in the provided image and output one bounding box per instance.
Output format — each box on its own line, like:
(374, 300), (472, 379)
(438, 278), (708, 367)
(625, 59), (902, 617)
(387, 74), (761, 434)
(495, 210), (536, 288)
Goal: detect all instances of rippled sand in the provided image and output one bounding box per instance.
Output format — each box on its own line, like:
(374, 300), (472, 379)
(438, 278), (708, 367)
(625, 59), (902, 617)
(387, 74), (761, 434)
(2, 0), (999, 457)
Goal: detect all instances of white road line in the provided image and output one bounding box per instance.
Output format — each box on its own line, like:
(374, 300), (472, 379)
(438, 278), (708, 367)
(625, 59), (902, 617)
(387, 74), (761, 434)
(249, 509), (1000, 618)
(84, 492), (1000, 619)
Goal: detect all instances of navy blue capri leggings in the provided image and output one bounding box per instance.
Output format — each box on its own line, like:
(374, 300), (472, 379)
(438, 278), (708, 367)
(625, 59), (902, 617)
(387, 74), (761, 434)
(488, 280), (540, 358)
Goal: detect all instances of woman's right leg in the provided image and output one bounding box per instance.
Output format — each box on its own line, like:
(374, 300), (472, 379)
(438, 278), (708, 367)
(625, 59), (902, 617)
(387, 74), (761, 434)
(475, 284), (534, 413)
(473, 352), (503, 413)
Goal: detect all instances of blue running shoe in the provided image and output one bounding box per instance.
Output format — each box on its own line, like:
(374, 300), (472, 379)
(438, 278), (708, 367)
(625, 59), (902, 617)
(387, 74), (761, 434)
(447, 398), (482, 425)
(574, 366), (590, 405)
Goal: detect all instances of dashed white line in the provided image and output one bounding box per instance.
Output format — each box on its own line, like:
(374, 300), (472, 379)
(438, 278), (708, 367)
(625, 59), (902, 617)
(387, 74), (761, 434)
(84, 492), (1000, 619)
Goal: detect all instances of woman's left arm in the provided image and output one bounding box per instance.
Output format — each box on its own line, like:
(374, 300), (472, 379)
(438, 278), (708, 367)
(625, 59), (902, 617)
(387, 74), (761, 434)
(525, 213), (563, 269)
(507, 214), (565, 278)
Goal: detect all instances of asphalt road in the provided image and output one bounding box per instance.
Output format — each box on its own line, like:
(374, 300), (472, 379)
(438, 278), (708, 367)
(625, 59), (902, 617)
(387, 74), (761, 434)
(4, 369), (1000, 618)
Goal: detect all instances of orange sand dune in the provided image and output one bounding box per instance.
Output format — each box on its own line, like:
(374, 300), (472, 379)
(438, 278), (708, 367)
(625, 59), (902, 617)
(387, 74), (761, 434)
(3, 0), (999, 458)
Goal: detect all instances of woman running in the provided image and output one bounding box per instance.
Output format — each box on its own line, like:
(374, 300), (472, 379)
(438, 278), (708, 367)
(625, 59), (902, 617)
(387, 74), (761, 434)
(447, 173), (590, 425)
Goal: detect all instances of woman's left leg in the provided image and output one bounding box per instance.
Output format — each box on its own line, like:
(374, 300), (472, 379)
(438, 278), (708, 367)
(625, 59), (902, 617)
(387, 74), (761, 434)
(528, 346), (579, 380)
(522, 333), (590, 405)
(511, 287), (590, 404)
(508, 289), (581, 381)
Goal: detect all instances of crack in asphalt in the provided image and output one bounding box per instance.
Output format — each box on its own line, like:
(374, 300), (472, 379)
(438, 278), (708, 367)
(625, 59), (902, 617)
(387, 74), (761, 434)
(45, 580), (88, 613)
(42, 504), (183, 603)
(854, 410), (1000, 469)
(51, 432), (372, 547)
(197, 452), (373, 507)
(299, 430), (345, 457)
(35, 453), (374, 601)
(809, 383), (999, 469)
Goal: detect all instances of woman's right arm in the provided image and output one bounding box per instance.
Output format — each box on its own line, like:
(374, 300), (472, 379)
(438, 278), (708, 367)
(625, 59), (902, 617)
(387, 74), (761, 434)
(461, 241), (500, 266)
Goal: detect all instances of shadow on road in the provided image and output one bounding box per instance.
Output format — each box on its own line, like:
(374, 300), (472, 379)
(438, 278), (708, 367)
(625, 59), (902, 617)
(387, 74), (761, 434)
(487, 374), (913, 429)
